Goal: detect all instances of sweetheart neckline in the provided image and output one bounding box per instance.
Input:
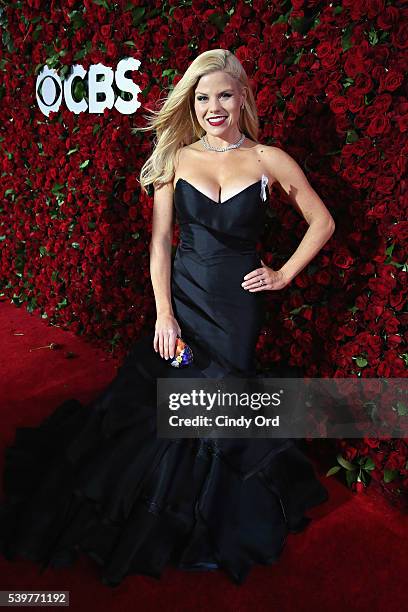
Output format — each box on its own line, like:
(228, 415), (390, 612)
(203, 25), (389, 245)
(174, 177), (268, 205)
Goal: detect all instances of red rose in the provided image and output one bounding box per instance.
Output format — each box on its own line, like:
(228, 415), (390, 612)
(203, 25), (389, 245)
(290, 344), (303, 359)
(344, 53), (367, 78)
(101, 25), (111, 38)
(333, 252), (354, 269)
(347, 91), (365, 113)
(315, 271), (331, 286)
(368, 275), (396, 296)
(367, 115), (391, 137)
(345, 446), (358, 461)
(383, 313), (400, 333)
(330, 96), (348, 115)
(302, 307), (313, 321)
(293, 272), (310, 289)
(391, 221), (408, 241)
(379, 70), (404, 93)
(385, 451), (405, 471)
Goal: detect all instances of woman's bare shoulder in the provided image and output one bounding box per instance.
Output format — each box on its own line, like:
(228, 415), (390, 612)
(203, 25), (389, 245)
(256, 144), (298, 176)
(255, 143), (288, 155)
(173, 143), (202, 176)
(180, 142), (202, 155)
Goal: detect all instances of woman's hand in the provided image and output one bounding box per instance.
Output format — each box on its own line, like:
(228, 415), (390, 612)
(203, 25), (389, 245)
(154, 313), (181, 359)
(241, 259), (291, 292)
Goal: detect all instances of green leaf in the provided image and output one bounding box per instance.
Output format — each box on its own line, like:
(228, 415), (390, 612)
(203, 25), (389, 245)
(355, 357), (368, 367)
(92, 0), (112, 10)
(108, 331), (121, 348)
(291, 17), (304, 32)
(326, 465), (341, 477)
(73, 79), (86, 101)
(342, 25), (354, 52)
(368, 28), (379, 46)
(364, 91), (375, 106)
(383, 469), (399, 483)
(272, 10), (291, 25)
(363, 456), (375, 471)
(132, 7), (146, 25)
(73, 41), (92, 61)
(32, 24), (43, 42)
(360, 470), (370, 485)
(162, 68), (177, 78)
(293, 49), (304, 65)
(51, 183), (64, 194)
(346, 469), (357, 487)
(290, 305), (306, 315)
(337, 454), (357, 471)
(60, 65), (70, 79)
(68, 10), (86, 30)
(395, 401), (408, 416)
(342, 77), (354, 90)
(346, 130), (359, 144)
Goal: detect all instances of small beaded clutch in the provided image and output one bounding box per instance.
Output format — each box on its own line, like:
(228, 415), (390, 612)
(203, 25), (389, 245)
(168, 336), (194, 368)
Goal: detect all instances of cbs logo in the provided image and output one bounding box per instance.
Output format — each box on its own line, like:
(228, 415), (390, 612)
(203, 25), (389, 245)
(36, 57), (141, 116)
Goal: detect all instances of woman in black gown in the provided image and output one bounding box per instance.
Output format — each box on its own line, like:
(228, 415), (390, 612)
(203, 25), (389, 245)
(0, 49), (335, 587)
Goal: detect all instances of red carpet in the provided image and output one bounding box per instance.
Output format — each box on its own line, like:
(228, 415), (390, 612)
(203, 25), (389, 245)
(0, 300), (407, 612)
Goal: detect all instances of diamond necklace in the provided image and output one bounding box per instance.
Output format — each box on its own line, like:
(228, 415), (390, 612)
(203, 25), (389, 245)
(201, 132), (245, 152)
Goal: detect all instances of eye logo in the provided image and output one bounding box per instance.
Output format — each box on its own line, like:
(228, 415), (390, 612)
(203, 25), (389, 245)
(36, 57), (142, 116)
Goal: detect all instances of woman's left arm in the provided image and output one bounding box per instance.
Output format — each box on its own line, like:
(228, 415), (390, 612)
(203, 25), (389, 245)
(242, 146), (335, 292)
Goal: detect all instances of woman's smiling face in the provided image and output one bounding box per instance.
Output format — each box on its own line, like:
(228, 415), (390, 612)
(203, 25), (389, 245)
(193, 70), (246, 136)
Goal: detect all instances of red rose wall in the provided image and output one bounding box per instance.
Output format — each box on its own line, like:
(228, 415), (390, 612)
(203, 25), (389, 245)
(0, 0), (407, 508)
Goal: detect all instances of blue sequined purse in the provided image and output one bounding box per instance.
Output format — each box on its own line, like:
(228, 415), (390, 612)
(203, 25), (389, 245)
(167, 335), (194, 368)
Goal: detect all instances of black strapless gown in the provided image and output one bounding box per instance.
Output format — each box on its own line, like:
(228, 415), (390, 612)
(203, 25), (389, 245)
(0, 174), (328, 587)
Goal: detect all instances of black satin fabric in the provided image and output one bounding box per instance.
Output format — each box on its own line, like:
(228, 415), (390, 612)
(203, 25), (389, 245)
(171, 178), (266, 378)
(0, 177), (329, 587)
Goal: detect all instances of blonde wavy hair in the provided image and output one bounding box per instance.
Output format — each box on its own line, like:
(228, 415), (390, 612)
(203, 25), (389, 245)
(133, 48), (260, 195)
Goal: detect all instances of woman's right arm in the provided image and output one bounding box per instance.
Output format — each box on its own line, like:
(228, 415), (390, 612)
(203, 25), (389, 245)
(149, 180), (181, 360)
